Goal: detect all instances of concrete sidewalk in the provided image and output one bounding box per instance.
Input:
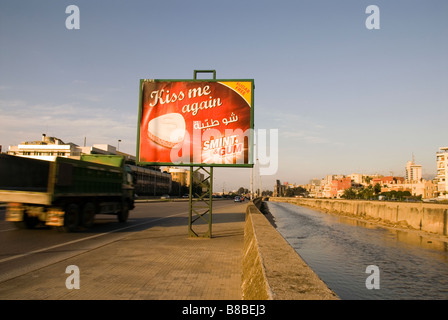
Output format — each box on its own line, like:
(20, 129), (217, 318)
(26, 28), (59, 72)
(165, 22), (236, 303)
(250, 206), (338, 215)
(0, 203), (247, 300)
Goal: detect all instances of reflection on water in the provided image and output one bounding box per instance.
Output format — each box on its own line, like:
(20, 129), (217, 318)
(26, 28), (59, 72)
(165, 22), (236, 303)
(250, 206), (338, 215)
(266, 201), (448, 300)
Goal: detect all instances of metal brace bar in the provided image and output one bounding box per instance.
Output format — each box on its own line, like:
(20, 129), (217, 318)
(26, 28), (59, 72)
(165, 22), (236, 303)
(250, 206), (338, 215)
(193, 70), (216, 80)
(188, 166), (213, 238)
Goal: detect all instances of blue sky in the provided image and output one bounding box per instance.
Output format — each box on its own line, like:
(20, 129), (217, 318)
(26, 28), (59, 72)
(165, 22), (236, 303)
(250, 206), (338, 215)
(1, 0), (447, 191)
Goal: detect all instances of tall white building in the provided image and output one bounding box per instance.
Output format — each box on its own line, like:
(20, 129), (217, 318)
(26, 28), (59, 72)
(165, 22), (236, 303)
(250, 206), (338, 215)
(436, 147), (448, 198)
(405, 159), (422, 183)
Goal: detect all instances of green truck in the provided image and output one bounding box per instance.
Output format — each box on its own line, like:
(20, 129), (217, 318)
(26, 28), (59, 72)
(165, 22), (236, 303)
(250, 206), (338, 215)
(0, 154), (134, 232)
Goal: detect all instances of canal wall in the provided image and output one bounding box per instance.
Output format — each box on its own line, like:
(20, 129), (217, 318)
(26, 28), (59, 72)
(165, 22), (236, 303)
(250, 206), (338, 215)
(270, 198), (448, 237)
(242, 199), (338, 300)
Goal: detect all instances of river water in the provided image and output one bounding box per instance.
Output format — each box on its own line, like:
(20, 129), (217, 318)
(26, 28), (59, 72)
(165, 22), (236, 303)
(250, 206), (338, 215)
(265, 201), (448, 300)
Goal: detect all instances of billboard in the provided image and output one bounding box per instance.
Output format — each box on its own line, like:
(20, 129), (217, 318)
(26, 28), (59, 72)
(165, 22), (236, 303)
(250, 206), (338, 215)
(137, 79), (254, 167)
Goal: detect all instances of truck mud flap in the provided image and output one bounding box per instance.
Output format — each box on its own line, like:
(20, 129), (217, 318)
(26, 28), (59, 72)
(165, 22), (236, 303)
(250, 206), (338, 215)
(5, 203), (24, 222)
(46, 208), (65, 227)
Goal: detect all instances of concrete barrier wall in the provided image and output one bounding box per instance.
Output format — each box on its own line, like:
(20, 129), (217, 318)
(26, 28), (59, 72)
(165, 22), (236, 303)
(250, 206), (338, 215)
(270, 198), (448, 236)
(242, 200), (338, 300)
(241, 203), (273, 300)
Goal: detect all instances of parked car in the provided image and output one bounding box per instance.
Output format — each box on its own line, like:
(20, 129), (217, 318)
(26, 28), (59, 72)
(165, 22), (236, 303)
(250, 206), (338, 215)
(234, 196), (242, 202)
(161, 194), (170, 199)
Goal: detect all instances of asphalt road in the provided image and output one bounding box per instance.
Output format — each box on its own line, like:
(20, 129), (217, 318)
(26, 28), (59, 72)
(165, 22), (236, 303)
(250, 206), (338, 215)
(0, 199), (239, 283)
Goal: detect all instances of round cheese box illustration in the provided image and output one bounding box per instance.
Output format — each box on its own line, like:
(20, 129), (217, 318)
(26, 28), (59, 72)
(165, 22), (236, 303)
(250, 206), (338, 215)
(147, 113), (186, 149)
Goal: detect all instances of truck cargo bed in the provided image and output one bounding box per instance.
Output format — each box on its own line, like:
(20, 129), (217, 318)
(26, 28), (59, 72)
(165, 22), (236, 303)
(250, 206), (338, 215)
(0, 154), (124, 205)
(0, 154), (50, 192)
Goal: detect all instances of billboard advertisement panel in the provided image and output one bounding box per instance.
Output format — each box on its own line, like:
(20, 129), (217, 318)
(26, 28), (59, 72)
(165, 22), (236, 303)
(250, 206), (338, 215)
(137, 79), (254, 167)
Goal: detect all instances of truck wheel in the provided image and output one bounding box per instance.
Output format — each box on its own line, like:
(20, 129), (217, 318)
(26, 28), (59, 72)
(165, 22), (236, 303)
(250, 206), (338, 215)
(81, 202), (96, 228)
(118, 201), (129, 223)
(61, 203), (80, 232)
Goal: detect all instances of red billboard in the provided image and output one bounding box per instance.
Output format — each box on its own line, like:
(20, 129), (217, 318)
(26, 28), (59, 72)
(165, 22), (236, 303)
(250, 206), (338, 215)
(137, 79), (254, 167)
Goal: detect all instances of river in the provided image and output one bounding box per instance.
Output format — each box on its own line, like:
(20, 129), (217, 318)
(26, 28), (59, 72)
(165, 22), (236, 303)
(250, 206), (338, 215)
(265, 201), (448, 300)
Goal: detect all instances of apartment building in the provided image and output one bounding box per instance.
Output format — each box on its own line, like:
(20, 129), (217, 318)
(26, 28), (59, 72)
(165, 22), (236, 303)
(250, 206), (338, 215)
(330, 177), (352, 198)
(405, 159), (422, 183)
(436, 147), (448, 198)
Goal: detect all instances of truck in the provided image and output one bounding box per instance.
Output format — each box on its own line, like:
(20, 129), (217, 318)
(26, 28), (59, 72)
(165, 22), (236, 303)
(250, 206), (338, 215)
(0, 154), (134, 232)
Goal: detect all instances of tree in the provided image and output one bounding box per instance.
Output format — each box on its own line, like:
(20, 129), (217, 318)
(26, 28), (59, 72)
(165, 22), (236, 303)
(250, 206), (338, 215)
(341, 187), (357, 199)
(285, 188), (295, 197)
(374, 183), (382, 195)
(359, 185), (374, 200)
(379, 190), (413, 201)
(284, 187), (308, 197)
(364, 176), (373, 184)
(262, 190), (273, 196)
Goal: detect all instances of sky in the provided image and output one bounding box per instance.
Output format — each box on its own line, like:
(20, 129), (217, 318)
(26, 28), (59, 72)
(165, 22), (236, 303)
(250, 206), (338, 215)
(1, 0), (447, 192)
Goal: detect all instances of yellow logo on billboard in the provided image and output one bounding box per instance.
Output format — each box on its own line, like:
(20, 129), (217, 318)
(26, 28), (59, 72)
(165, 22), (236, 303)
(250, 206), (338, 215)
(218, 81), (252, 107)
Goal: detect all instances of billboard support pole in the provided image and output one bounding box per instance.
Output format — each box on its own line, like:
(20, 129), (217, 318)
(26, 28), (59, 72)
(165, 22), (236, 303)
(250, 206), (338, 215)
(188, 70), (216, 238)
(188, 166), (213, 238)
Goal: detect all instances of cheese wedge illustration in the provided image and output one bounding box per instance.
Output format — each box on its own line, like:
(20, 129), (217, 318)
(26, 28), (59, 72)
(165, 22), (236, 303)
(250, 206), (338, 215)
(147, 113), (186, 149)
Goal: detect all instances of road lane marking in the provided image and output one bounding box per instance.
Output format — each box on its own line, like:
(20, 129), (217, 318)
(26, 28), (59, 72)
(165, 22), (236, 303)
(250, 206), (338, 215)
(0, 211), (188, 264)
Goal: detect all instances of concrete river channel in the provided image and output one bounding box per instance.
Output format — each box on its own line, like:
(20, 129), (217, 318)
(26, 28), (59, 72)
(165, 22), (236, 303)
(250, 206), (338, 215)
(265, 201), (448, 300)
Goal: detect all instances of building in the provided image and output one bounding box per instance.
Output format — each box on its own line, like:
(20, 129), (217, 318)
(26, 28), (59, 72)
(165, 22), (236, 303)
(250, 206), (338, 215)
(381, 176), (405, 185)
(162, 167), (205, 187)
(350, 173), (364, 185)
(307, 178), (322, 198)
(164, 167), (188, 186)
(371, 178), (383, 186)
(378, 177), (436, 199)
(7, 134), (81, 160)
(321, 182), (332, 198)
(7, 134), (136, 162)
(424, 179), (438, 199)
(436, 147), (448, 199)
(329, 177), (352, 198)
(128, 164), (172, 196)
(274, 179), (286, 197)
(405, 159), (422, 183)
(408, 179), (436, 199)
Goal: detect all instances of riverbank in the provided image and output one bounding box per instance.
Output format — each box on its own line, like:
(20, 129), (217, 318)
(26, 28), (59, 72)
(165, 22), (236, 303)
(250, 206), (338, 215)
(264, 199), (448, 299)
(243, 199), (338, 300)
(268, 197), (448, 245)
